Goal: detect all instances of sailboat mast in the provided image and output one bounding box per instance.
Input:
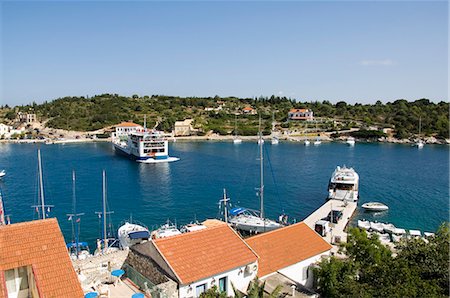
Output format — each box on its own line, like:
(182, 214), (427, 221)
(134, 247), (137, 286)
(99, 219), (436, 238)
(223, 189), (228, 223)
(72, 171), (79, 257)
(259, 117), (264, 219)
(0, 188), (6, 225)
(102, 170), (107, 252)
(38, 149), (46, 219)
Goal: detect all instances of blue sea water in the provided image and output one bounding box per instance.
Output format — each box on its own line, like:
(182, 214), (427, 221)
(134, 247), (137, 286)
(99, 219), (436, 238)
(0, 141), (448, 247)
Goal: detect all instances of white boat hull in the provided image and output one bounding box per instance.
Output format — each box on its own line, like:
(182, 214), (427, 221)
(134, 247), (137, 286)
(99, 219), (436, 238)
(362, 202), (389, 212)
(229, 215), (282, 233)
(118, 222), (150, 248)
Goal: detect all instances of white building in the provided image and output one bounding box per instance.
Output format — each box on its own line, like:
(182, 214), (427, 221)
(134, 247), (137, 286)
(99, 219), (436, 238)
(246, 222), (332, 288)
(0, 123), (12, 138)
(174, 119), (194, 136)
(16, 112), (36, 124)
(114, 122), (143, 138)
(288, 109), (314, 121)
(128, 223), (258, 297)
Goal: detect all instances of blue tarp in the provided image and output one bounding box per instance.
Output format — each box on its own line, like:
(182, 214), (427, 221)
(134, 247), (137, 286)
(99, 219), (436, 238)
(66, 241), (89, 249)
(128, 230), (150, 239)
(229, 207), (246, 216)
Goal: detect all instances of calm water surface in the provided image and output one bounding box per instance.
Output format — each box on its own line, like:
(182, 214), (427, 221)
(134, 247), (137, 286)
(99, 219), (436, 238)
(0, 141), (448, 246)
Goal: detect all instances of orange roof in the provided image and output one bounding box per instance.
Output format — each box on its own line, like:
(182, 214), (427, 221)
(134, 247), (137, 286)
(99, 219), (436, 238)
(243, 107), (254, 111)
(116, 122), (142, 127)
(245, 222), (332, 277)
(201, 219), (227, 228)
(289, 108), (309, 113)
(153, 224), (257, 285)
(0, 219), (83, 298)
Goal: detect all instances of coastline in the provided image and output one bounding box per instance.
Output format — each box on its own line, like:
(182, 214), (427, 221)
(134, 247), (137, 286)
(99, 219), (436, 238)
(1, 134), (448, 145)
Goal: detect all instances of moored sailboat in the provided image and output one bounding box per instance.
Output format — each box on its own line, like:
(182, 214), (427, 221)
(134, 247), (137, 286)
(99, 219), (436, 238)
(224, 119), (283, 234)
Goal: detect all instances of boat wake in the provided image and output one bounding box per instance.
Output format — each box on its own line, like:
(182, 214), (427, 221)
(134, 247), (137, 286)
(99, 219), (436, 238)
(137, 157), (180, 164)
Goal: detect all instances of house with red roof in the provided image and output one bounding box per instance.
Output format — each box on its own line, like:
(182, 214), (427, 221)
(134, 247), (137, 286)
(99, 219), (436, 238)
(127, 224), (258, 297)
(242, 107), (257, 115)
(114, 122), (143, 138)
(245, 222), (331, 287)
(0, 219), (83, 298)
(288, 109), (314, 121)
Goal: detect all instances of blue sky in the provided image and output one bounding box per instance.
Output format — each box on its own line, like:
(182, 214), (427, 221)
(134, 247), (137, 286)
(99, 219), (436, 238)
(1, 1), (448, 105)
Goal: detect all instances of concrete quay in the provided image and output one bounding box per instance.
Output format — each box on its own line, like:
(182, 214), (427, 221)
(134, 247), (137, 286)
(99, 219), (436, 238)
(303, 199), (357, 252)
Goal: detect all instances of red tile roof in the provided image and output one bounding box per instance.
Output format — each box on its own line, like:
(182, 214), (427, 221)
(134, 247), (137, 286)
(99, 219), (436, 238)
(289, 108), (310, 113)
(0, 219), (83, 297)
(153, 224), (258, 285)
(116, 122), (142, 127)
(245, 222), (332, 277)
(243, 107), (254, 111)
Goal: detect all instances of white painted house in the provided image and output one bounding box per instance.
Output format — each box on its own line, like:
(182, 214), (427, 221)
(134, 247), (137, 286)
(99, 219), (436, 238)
(114, 122), (143, 138)
(0, 123), (12, 138)
(130, 223), (258, 297)
(246, 222), (332, 288)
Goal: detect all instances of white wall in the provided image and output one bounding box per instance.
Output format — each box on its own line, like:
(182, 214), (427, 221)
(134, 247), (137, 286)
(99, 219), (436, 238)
(277, 252), (330, 287)
(179, 261), (258, 298)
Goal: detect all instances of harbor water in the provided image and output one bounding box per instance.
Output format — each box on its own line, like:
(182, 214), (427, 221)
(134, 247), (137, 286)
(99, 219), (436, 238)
(0, 141), (448, 247)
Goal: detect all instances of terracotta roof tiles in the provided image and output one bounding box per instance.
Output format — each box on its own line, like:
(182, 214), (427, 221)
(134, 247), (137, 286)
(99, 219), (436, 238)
(0, 219), (83, 298)
(245, 222), (331, 277)
(153, 224), (257, 285)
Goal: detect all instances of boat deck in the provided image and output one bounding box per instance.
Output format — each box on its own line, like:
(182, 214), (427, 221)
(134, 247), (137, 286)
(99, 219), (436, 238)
(303, 199), (357, 251)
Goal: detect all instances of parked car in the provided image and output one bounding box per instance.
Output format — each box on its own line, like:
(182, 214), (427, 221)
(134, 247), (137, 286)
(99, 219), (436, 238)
(327, 210), (343, 224)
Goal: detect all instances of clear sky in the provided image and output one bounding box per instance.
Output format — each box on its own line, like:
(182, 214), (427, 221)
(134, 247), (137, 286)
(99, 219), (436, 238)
(1, 1), (448, 106)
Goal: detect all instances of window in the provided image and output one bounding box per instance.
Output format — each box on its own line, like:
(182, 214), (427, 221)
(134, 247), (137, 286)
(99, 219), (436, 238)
(5, 266), (32, 298)
(218, 276), (227, 293)
(196, 284), (206, 297)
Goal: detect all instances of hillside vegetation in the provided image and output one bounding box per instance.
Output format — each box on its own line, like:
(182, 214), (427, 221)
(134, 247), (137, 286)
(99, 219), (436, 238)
(1, 94), (448, 138)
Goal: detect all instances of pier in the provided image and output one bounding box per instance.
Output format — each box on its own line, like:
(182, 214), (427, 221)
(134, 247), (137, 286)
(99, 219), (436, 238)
(303, 199), (357, 252)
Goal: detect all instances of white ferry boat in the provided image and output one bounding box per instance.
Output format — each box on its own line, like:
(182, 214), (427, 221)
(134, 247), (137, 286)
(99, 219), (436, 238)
(112, 123), (179, 163)
(327, 166), (359, 202)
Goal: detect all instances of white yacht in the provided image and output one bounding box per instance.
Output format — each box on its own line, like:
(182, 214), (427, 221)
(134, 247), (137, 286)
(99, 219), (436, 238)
(304, 139), (310, 146)
(362, 202), (389, 212)
(233, 115), (242, 144)
(271, 136), (279, 145)
(415, 117), (425, 149)
(118, 222), (150, 248)
(346, 136), (355, 146)
(313, 137), (321, 146)
(152, 221), (182, 239)
(0, 170), (5, 179)
(327, 166), (359, 202)
(112, 127), (179, 163)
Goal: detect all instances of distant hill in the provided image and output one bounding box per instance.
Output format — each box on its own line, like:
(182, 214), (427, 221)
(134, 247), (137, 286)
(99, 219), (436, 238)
(1, 94), (448, 139)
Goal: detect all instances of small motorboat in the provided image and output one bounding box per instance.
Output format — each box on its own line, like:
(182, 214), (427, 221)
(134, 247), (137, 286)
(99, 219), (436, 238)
(304, 139), (310, 146)
(0, 170), (5, 179)
(362, 202), (389, 212)
(370, 221), (384, 233)
(382, 223), (396, 234)
(118, 222), (150, 248)
(152, 221), (182, 239)
(271, 137), (279, 145)
(357, 219), (371, 230)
